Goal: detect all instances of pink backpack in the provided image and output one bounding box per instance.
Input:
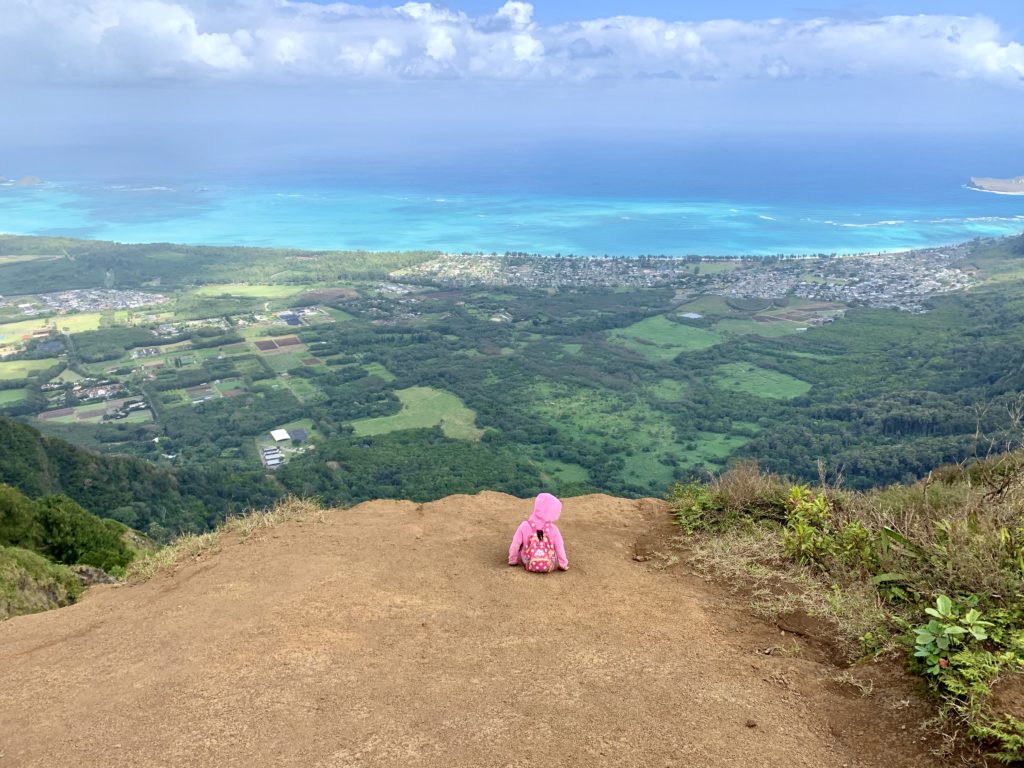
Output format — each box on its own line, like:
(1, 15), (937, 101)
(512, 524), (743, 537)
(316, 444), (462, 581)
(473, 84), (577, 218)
(523, 521), (556, 573)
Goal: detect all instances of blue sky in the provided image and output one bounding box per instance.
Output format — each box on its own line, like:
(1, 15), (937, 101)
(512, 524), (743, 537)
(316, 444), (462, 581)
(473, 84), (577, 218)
(1, 1), (1021, 180)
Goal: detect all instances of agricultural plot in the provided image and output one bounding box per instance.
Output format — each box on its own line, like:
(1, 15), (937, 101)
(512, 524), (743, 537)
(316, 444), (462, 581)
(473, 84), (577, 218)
(283, 377), (324, 404)
(0, 358), (61, 380)
(0, 318), (56, 345)
(192, 284), (305, 299)
(713, 363), (812, 400)
(0, 389), (28, 405)
(608, 315), (722, 361)
(713, 318), (807, 338)
(350, 386), (483, 440)
(37, 397), (152, 424)
(362, 362), (396, 382)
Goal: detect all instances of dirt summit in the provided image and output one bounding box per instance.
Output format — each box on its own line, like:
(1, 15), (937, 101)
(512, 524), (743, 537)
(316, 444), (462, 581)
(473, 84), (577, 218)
(0, 492), (943, 767)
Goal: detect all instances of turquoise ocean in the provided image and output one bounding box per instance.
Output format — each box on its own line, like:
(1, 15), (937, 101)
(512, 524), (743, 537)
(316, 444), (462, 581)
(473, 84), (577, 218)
(1, 136), (1022, 256)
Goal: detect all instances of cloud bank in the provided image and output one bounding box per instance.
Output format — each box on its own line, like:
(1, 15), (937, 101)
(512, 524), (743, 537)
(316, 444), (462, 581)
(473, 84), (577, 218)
(1, 1), (1022, 86)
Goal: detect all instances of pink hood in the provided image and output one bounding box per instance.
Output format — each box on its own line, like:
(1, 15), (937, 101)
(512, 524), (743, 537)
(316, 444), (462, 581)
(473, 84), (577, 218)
(528, 492), (562, 526)
(509, 493), (569, 569)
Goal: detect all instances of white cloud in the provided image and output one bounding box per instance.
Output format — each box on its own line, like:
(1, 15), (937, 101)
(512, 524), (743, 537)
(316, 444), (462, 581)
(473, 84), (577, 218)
(0, 1), (1021, 86)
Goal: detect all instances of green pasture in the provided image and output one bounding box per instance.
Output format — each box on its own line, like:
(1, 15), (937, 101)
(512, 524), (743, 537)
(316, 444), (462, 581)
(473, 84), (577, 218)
(283, 377), (324, 404)
(261, 349), (310, 373)
(325, 308), (356, 322)
(528, 380), (690, 489)
(54, 313), (104, 334)
(674, 295), (733, 315)
(362, 362), (396, 382)
(350, 386), (483, 440)
(0, 389), (28, 405)
(0, 318), (54, 344)
(648, 378), (689, 401)
(0, 358), (60, 381)
(191, 283), (304, 299)
(713, 318), (806, 338)
(536, 458), (590, 486)
(687, 431), (755, 465)
(713, 363), (812, 400)
(213, 378), (246, 394)
(608, 315), (722, 361)
(693, 260), (745, 274)
(51, 368), (83, 384)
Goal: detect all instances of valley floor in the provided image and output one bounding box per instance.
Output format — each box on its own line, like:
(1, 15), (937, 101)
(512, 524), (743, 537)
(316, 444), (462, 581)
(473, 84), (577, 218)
(0, 493), (941, 767)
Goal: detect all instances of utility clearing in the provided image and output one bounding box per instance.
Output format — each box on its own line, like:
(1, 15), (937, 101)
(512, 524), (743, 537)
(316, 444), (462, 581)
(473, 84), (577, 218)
(0, 493), (942, 767)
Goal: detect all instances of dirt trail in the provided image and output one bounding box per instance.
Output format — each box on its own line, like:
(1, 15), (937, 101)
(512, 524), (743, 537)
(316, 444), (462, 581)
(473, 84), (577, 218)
(0, 493), (941, 767)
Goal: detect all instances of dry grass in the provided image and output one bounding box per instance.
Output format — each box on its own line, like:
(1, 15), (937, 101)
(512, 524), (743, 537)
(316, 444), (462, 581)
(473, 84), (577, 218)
(684, 522), (889, 657)
(709, 460), (788, 515)
(125, 497), (325, 583)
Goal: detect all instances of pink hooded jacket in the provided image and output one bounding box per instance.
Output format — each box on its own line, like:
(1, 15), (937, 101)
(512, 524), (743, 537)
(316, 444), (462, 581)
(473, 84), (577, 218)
(508, 493), (569, 570)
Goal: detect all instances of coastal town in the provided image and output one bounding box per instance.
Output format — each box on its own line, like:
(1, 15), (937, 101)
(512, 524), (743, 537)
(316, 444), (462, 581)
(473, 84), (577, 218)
(0, 288), (168, 316)
(392, 242), (977, 313)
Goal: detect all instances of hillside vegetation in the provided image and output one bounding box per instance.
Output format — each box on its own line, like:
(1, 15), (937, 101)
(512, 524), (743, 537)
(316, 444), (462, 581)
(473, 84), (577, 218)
(0, 481), (142, 618)
(671, 452), (1024, 763)
(0, 416), (279, 539)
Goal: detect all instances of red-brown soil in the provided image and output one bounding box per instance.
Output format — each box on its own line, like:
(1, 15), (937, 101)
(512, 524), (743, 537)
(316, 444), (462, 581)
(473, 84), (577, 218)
(0, 493), (943, 767)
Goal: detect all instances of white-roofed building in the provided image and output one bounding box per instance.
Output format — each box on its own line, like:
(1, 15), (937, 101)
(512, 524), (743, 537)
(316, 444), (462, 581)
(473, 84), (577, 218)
(270, 428), (290, 442)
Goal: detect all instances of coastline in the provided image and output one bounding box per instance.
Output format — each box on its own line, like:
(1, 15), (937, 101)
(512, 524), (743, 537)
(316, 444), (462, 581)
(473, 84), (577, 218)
(2, 179), (1024, 259)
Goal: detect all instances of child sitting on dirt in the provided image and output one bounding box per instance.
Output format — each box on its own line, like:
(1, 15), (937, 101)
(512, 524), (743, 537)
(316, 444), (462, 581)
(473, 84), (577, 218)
(508, 492), (569, 573)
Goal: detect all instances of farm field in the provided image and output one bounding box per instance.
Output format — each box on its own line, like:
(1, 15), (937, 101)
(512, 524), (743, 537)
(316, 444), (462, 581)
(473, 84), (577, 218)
(608, 315), (722, 361)
(0, 358), (61, 380)
(0, 389), (28, 404)
(713, 362), (812, 400)
(713, 317), (807, 338)
(350, 386), (483, 440)
(191, 284), (306, 299)
(37, 398), (152, 424)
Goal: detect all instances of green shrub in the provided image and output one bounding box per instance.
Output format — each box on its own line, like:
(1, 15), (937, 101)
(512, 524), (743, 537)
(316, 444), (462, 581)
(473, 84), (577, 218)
(0, 546), (82, 620)
(36, 496), (134, 572)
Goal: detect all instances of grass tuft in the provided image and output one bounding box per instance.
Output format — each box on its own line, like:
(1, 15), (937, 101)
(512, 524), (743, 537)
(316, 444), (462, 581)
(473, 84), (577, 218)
(125, 497), (324, 582)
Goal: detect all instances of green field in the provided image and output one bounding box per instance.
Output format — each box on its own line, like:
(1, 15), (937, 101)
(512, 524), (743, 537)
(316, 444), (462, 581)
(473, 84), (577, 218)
(192, 284), (305, 299)
(608, 315), (722, 361)
(713, 363), (812, 400)
(649, 378), (689, 401)
(38, 399), (153, 424)
(53, 313), (104, 334)
(0, 358), (61, 380)
(713, 318), (806, 338)
(362, 362), (396, 382)
(0, 389), (28, 404)
(325, 308), (356, 322)
(693, 261), (745, 274)
(350, 386), (483, 440)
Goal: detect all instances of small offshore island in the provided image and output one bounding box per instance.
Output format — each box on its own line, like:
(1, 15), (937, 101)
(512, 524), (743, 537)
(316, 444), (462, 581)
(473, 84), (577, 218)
(969, 175), (1024, 195)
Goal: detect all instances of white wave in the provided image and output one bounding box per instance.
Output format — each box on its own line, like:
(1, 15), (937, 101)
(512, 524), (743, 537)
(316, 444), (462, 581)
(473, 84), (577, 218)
(757, 215), (777, 221)
(826, 219), (906, 228)
(964, 185), (1024, 197)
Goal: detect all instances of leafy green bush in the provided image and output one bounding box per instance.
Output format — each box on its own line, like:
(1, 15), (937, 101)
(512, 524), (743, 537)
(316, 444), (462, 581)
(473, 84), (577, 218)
(36, 496), (134, 572)
(0, 546), (82, 620)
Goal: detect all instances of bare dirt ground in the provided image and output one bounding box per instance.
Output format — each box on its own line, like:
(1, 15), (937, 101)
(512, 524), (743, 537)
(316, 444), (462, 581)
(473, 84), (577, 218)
(0, 492), (943, 767)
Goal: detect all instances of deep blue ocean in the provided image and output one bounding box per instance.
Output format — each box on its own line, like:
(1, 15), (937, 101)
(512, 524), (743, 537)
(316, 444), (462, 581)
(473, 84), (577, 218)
(1, 135), (1022, 256)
